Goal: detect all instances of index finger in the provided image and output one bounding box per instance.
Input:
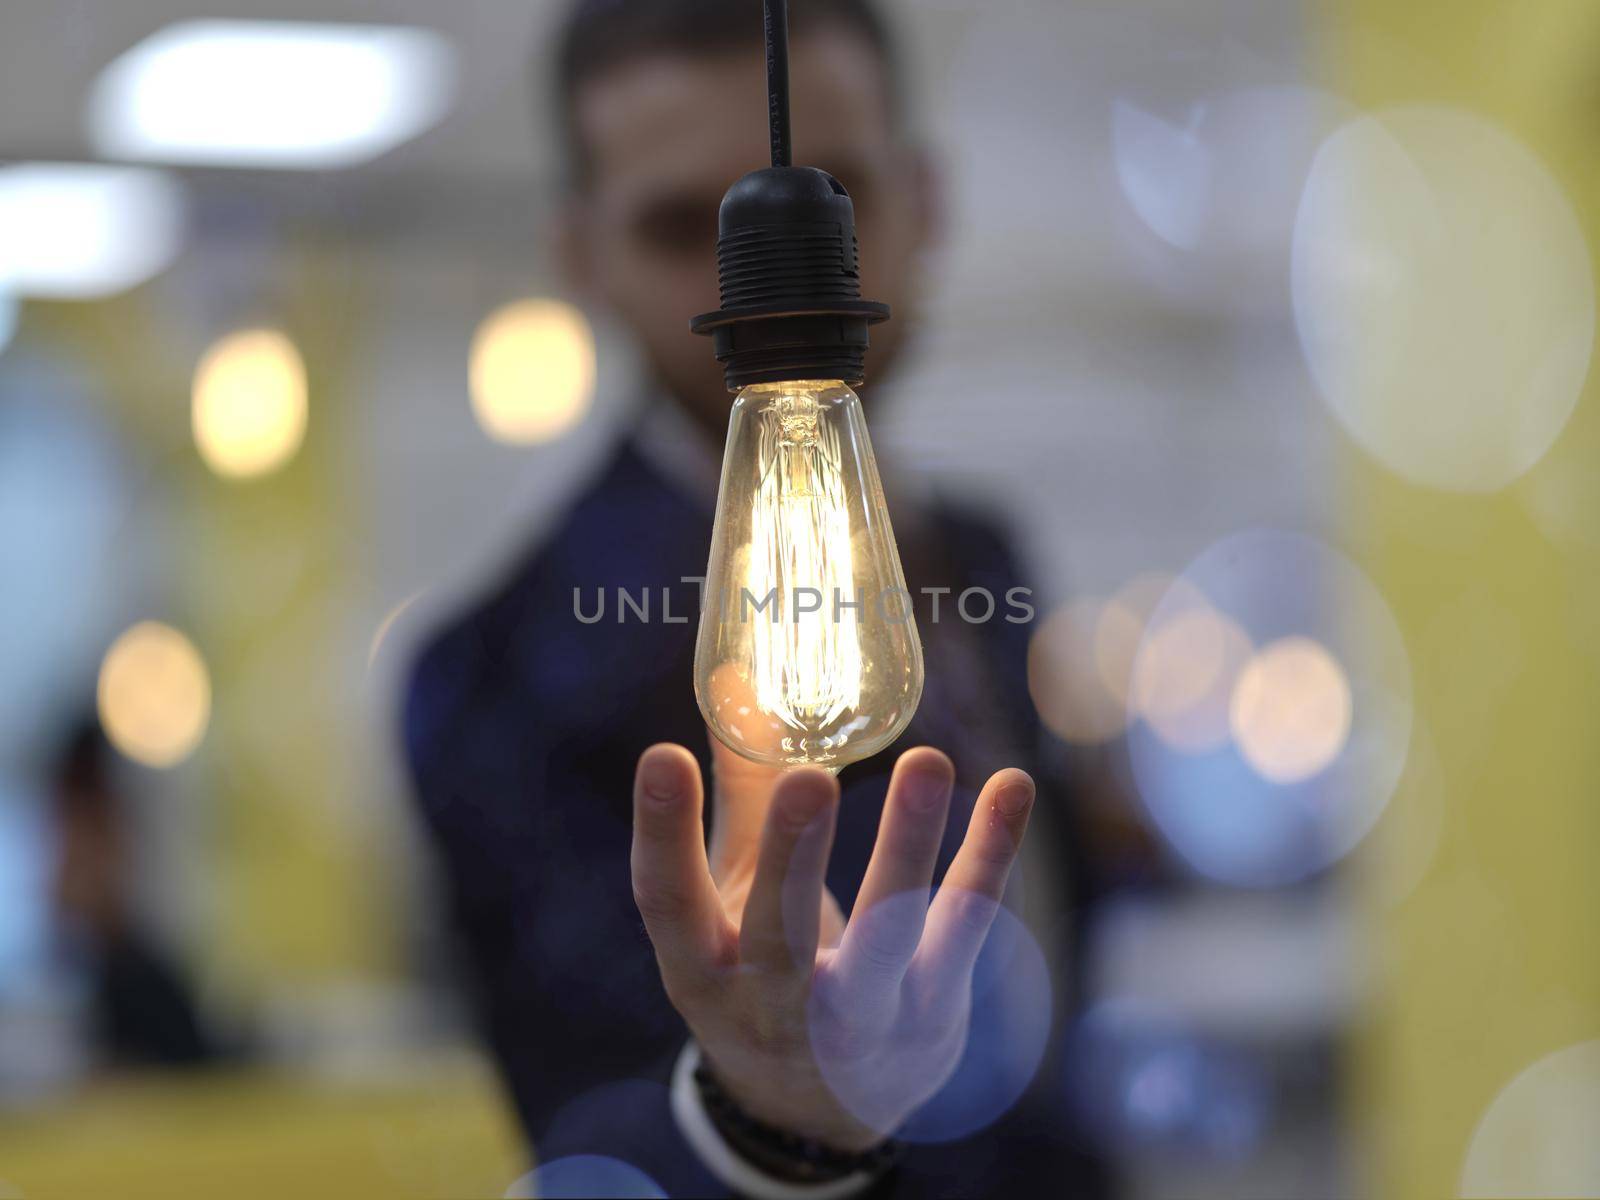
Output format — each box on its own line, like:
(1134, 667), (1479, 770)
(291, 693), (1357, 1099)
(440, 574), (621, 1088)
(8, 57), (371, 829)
(631, 744), (728, 991)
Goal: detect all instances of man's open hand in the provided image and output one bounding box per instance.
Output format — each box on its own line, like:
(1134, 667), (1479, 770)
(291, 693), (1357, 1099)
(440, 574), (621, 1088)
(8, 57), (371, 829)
(631, 737), (1035, 1151)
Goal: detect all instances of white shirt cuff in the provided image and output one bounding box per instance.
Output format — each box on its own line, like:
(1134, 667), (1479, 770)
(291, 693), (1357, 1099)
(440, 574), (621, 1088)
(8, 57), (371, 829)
(669, 1041), (880, 1200)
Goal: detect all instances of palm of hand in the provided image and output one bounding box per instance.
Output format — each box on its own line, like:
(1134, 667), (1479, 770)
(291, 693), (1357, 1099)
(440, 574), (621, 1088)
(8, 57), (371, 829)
(632, 736), (1034, 1150)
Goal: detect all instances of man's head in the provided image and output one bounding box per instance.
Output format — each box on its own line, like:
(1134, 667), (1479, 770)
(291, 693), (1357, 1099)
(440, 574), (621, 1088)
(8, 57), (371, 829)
(549, 0), (937, 437)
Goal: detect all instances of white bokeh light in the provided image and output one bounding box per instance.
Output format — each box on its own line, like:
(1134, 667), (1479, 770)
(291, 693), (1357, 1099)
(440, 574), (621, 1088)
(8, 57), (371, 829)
(1461, 1040), (1600, 1198)
(1230, 636), (1353, 784)
(1112, 99), (1212, 250)
(1520, 431), (1600, 555)
(1293, 106), (1593, 491)
(0, 163), (184, 299)
(89, 20), (457, 169)
(1115, 85), (1349, 263)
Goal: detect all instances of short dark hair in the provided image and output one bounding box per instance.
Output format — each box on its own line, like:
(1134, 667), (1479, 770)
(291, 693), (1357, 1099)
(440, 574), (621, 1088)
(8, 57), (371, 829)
(550, 0), (903, 183)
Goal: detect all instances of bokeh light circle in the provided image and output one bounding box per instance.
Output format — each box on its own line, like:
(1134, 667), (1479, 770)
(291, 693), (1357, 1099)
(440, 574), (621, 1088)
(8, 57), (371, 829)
(505, 1156), (665, 1200)
(1028, 574), (1213, 746)
(1293, 106), (1593, 491)
(1130, 599), (1253, 755)
(470, 299), (595, 445)
(810, 892), (1052, 1144)
(1126, 531), (1411, 887)
(1066, 999), (1269, 1160)
(1028, 599), (1127, 744)
(1461, 1040), (1600, 1198)
(1520, 432), (1600, 555)
(96, 620), (211, 768)
(1114, 85), (1348, 259)
(192, 328), (308, 479)
(1345, 721), (1445, 909)
(1230, 636), (1353, 784)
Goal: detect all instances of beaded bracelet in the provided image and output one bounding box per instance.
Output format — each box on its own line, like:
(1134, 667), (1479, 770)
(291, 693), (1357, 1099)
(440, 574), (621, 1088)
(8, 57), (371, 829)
(692, 1063), (905, 1186)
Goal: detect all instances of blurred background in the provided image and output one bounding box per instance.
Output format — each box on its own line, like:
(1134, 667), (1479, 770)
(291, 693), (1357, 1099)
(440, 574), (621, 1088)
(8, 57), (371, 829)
(0, 0), (1597, 1197)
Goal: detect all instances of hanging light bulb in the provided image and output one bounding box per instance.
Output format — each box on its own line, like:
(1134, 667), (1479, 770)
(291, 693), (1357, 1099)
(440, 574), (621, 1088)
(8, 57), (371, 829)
(690, 0), (921, 769)
(695, 378), (921, 767)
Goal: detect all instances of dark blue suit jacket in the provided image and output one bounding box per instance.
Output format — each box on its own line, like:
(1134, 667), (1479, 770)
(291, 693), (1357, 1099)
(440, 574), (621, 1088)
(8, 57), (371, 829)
(403, 435), (1109, 1197)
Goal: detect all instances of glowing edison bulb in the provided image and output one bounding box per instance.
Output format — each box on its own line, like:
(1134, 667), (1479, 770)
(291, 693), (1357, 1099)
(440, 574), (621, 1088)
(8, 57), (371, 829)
(694, 380), (923, 769)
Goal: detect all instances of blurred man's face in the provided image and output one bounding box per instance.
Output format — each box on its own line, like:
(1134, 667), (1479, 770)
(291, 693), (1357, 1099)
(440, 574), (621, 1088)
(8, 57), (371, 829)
(563, 26), (934, 438)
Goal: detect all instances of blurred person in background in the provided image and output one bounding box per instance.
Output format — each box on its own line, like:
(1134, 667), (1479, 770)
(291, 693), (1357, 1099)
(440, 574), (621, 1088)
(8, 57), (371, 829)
(49, 718), (218, 1071)
(404, 0), (1112, 1194)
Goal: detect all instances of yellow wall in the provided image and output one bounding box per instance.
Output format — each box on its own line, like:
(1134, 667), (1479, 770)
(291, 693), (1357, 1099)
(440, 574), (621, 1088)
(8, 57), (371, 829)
(1327, 2), (1600, 1195)
(33, 233), (398, 1003)
(0, 1060), (524, 1200)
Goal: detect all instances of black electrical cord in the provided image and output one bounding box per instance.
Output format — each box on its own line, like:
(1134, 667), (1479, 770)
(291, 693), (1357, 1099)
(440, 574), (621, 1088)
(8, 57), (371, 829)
(692, 0), (890, 390)
(764, 0), (792, 167)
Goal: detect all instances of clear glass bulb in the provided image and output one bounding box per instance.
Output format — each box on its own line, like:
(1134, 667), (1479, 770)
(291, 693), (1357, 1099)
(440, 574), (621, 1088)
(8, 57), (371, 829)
(694, 380), (924, 770)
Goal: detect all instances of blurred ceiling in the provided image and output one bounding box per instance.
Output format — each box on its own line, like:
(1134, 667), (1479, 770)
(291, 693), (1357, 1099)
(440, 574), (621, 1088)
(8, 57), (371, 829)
(0, 2), (551, 180)
(0, 1), (980, 185)
(0, 0), (1312, 279)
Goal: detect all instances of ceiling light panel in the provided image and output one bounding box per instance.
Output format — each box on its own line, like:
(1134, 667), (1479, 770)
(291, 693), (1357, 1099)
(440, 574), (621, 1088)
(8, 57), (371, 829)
(88, 20), (457, 169)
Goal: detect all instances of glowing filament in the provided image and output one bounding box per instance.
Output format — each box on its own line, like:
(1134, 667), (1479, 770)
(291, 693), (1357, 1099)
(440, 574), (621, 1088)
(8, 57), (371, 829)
(746, 391), (863, 729)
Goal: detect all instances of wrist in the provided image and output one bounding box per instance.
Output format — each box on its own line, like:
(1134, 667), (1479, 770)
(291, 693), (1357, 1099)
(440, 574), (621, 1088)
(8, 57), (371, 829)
(698, 1043), (886, 1153)
(696, 1058), (902, 1179)
(671, 1041), (901, 1199)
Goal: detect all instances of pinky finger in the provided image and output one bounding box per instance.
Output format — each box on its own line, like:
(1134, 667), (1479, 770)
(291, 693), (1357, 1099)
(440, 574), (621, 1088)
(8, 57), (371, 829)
(916, 769), (1034, 991)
